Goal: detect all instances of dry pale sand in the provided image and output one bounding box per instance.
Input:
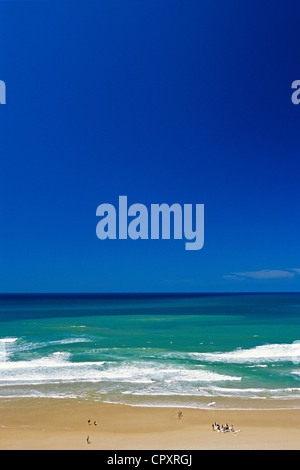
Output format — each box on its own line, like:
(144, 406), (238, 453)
(0, 398), (299, 450)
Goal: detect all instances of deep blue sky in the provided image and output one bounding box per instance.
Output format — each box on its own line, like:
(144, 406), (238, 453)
(1, 0), (300, 293)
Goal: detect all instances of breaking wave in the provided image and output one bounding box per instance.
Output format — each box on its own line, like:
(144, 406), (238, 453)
(190, 343), (300, 364)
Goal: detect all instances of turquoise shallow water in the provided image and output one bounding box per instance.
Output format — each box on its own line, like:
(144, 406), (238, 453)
(0, 294), (300, 409)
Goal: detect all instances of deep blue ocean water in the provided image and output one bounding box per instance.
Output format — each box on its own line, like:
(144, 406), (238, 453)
(0, 293), (299, 409)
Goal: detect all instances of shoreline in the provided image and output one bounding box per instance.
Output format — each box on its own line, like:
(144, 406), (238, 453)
(100, 396), (300, 410)
(0, 398), (299, 450)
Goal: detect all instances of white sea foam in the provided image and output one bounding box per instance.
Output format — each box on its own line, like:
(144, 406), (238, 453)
(0, 338), (18, 343)
(164, 369), (241, 383)
(120, 385), (300, 400)
(0, 340), (298, 405)
(190, 343), (300, 363)
(0, 352), (241, 387)
(199, 385), (300, 397)
(0, 352), (109, 384)
(0, 337), (19, 362)
(246, 365), (268, 368)
(49, 338), (90, 345)
(291, 370), (300, 377)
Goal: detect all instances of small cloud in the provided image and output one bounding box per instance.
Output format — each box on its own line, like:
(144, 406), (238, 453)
(224, 268), (300, 281)
(290, 268), (300, 274)
(223, 274), (245, 281)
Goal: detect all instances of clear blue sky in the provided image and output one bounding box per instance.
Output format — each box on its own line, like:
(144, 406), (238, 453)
(1, 0), (300, 293)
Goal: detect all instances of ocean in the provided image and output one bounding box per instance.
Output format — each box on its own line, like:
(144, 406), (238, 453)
(0, 293), (299, 409)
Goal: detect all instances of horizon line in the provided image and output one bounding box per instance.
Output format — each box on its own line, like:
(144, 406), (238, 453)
(0, 291), (300, 296)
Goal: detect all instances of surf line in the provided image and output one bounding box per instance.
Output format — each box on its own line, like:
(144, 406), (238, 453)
(96, 196), (204, 251)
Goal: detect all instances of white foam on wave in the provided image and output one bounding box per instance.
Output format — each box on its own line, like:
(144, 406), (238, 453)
(0, 338), (19, 362)
(49, 338), (89, 345)
(0, 352), (109, 384)
(199, 385), (300, 397)
(1, 337), (93, 357)
(246, 365), (268, 368)
(0, 351), (241, 386)
(0, 338), (18, 343)
(98, 364), (241, 383)
(190, 343), (300, 363)
(164, 369), (241, 383)
(121, 385), (300, 401)
(291, 370), (300, 376)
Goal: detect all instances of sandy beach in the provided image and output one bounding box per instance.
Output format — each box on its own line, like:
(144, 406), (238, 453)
(0, 398), (299, 450)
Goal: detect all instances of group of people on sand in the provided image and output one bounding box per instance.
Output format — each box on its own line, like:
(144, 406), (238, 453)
(212, 421), (242, 434)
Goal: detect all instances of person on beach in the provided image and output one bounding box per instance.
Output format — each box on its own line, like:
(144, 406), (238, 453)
(212, 421), (220, 431)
